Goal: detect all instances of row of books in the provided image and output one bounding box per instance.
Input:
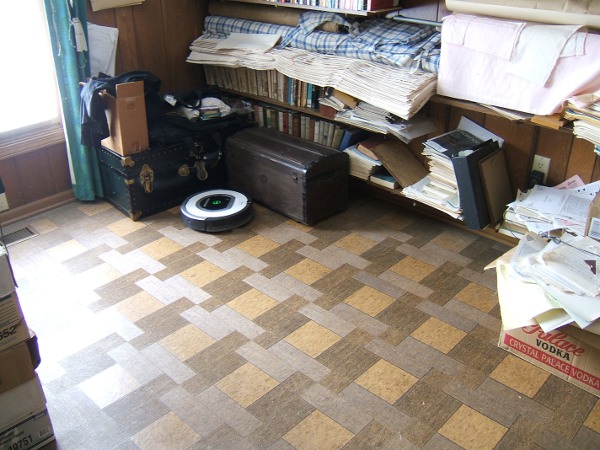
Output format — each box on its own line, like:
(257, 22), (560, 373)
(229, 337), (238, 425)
(205, 66), (322, 109)
(259, 0), (398, 11)
(252, 102), (351, 148)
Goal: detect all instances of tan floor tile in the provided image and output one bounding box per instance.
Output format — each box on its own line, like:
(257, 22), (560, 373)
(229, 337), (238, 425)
(410, 317), (467, 354)
(236, 235), (280, 257)
(432, 232), (472, 253)
(335, 233), (377, 255)
(115, 291), (165, 322)
(584, 399), (600, 432)
(227, 288), (279, 320)
(107, 218), (147, 237)
(159, 324), (216, 360)
(490, 354), (549, 397)
(287, 220), (312, 232)
(355, 359), (418, 404)
(45, 239), (88, 262)
(140, 236), (184, 260)
(389, 256), (436, 282)
(79, 364), (141, 409)
(284, 320), (342, 358)
(455, 282), (497, 312)
(29, 217), (58, 234)
(285, 259), (331, 285)
(131, 411), (201, 450)
(75, 263), (122, 290)
(344, 286), (395, 317)
(78, 202), (114, 216)
(216, 362), (279, 407)
(439, 404), (507, 450)
(180, 260), (227, 287)
(283, 410), (354, 450)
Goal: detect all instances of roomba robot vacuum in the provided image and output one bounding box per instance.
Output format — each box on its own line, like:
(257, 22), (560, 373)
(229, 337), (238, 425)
(181, 189), (254, 233)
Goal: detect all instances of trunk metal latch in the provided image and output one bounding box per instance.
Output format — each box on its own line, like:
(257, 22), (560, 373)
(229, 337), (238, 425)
(140, 164), (154, 193)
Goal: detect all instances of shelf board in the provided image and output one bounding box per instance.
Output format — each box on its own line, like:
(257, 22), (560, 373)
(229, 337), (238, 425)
(217, 0), (400, 16)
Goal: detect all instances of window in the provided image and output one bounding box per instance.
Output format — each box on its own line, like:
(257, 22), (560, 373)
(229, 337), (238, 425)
(0, 0), (64, 156)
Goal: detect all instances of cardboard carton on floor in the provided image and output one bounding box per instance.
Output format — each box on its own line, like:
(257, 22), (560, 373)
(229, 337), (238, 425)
(0, 408), (54, 450)
(0, 244), (15, 298)
(101, 81), (149, 156)
(499, 324), (600, 397)
(0, 291), (29, 352)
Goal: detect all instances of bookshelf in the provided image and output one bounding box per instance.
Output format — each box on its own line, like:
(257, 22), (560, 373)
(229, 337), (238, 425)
(217, 0), (401, 16)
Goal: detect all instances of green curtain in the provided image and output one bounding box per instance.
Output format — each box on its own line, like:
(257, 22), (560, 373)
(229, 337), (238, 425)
(43, 0), (103, 200)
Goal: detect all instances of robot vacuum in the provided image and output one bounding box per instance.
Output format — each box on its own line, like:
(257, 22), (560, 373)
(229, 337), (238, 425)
(181, 189), (254, 233)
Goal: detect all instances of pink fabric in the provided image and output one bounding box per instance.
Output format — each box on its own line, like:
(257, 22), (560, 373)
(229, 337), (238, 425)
(437, 14), (600, 115)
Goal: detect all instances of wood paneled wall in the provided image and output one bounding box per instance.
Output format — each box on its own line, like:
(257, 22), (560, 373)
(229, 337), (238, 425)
(1, 0), (598, 227)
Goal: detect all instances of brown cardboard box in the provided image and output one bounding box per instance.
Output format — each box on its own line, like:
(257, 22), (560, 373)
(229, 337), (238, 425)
(0, 244), (15, 298)
(0, 407), (54, 450)
(100, 81), (149, 156)
(499, 324), (600, 397)
(0, 291), (29, 352)
(0, 340), (36, 395)
(0, 375), (46, 431)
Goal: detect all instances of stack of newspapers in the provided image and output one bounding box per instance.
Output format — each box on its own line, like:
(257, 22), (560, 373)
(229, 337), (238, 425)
(564, 94), (600, 150)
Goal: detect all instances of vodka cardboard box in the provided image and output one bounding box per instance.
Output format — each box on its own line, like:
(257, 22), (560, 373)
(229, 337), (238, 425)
(100, 81), (149, 156)
(0, 375), (47, 431)
(0, 340), (36, 395)
(499, 324), (600, 397)
(0, 244), (15, 297)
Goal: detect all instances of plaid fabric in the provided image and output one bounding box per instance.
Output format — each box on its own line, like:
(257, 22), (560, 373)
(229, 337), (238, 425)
(203, 12), (440, 73)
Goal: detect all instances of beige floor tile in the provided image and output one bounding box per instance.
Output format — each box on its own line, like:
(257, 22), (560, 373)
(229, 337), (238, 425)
(106, 218), (147, 237)
(432, 231), (473, 253)
(285, 259), (331, 285)
(410, 317), (467, 354)
(584, 400), (600, 432)
(344, 286), (395, 317)
(78, 364), (141, 409)
(439, 405), (507, 450)
(284, 321), (342, 358)
(78, 202), (114, 216)
(389, 256), (436, 282)
(287, 220), (313, 232)
(490, 354), (549, 397)
(29, 217), (58, 234)
(227, 288), (279, 320)
(455, 282), (497, 312)
(335, 233), (377, 255)
(75, 263), (122, 290)
(131, 411), (201, 450)
(236, 235), (280, 257)
(355, 359), (418, 404)
(159, 324), (216, 360)
(45, 239), (88, 262)
(140, 236), (184, 260)
(283, 410), (354, 450)
(180, 260), (227, 287)
(114, 291), (165, 323)
(216, 362), (279, 407)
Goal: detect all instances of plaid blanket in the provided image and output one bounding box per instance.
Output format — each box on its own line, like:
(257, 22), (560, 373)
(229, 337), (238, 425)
(203, 11), (440, 73)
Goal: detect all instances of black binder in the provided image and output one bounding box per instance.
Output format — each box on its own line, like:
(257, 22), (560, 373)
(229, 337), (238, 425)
(451, 140), (500, 230)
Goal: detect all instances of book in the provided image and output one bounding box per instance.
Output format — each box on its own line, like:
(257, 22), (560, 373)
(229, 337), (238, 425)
(338, 127), (371, 150)
(356, 135), (385, 161)
(425, 128), (483, 157)
(370, 169), (399, 189)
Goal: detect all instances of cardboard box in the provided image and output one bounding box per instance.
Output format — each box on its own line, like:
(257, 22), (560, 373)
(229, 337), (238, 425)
(0, 244), (16, 298)
(0, 408), (54, 450)
(0, 375), (46, 431)
(0, 340), (36, 396)
(499, 324), (600, 397)
(0, 291), (29, 352)
(100, 81), (149, 156)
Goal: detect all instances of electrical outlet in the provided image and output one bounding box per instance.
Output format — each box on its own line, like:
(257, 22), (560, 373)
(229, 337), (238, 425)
(532, 155), (551, 184)
(0, 193), (9, 212)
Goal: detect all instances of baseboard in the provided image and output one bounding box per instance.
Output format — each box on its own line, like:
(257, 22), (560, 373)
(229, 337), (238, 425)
(0, 190), (75, 226)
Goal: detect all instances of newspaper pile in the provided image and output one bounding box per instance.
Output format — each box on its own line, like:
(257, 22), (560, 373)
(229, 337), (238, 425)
(564, 93), (600, 150)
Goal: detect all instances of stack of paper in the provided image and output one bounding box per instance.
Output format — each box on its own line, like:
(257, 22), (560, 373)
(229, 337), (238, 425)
(490, 233), (600, 334)
(564, 93), (600, 149)
(503, 178), (600, 237)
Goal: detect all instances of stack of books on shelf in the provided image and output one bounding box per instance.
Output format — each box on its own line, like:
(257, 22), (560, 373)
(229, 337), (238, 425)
(344, 138), (383, 180)
(369, 168), (399, 189)
(403, 117), (510, 229)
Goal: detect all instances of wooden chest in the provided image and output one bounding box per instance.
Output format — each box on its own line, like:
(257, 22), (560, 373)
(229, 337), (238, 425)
(224, 127), (349, 225)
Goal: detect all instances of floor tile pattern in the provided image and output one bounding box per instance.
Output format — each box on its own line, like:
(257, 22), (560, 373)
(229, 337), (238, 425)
(6, 193), (600, 449)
